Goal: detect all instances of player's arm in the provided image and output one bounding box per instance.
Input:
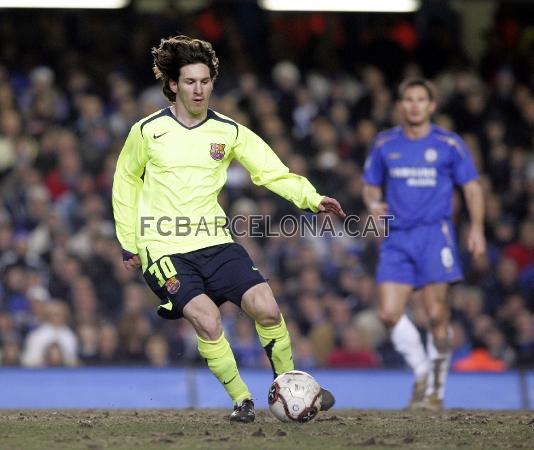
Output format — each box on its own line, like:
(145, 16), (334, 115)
(112, 122), (147, 269)
(233, 126), (345, 218)
(451, 134), (486, 259)
(362, 140), (388, 216)
(463, 180), (486, 258)
(362, 184), (388, 216)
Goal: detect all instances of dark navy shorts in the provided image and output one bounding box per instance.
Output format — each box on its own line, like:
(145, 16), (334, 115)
(376, 220), (463, 289)
(143, 243), (266, 320)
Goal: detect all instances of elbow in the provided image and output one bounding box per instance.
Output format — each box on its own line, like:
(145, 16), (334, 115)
(464, 179), (483, 199)
(362, 184), (380, 202)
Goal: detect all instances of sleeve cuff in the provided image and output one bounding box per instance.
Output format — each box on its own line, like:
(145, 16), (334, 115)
(308, 193), (324, 213)
(122, 249), (137, 261)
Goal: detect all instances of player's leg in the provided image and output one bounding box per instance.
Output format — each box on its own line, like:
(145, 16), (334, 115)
(182, 294), (254, 422)
(200, 244), (291, 378)
(416, 221), (463, 410)
(376, 230), (430, 404)
(378, 282), (429, 407)
(143, 252), (253, 422)
(241, 282), (293, 377)
(421, 282), (451, 410)
(200, 243), (274, 422)
(241, 282), (335, 411)
(376, 231), (429, 407)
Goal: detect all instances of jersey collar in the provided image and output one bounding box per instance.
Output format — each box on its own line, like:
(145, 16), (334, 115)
(165, 107), (214, 130)
(401, 123), (434, 141)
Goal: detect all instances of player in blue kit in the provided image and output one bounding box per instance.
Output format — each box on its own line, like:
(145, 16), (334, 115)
(363, 79), (486, 410)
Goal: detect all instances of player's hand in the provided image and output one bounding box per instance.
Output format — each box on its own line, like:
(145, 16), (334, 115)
(318, 196), (346, 219)
(124, 255), (141, 270)
(467, 226), (486, 259)
(369, 200), (389, 216)
(122, 250), (141, 270)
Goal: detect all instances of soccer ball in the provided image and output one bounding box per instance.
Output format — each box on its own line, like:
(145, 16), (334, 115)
(268, 370), (322, 423)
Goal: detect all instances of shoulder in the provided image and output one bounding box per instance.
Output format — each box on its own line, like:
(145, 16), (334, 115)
(371, 126), (402, 152)
(208, 109), (239, 138)
(431, 125), (467, 155)
(138, 107), (172, 136)
(208, 109), (238, 127)
(431, 125), (460, 141)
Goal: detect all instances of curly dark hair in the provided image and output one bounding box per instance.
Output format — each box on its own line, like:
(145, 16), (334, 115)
(151, 35), (219, 102)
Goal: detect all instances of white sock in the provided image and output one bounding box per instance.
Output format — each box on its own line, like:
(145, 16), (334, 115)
(391, 315), (429, 380)
(426, 328), (452, 399)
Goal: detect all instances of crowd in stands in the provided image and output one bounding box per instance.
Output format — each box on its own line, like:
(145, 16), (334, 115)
(0, 3), (533, 370)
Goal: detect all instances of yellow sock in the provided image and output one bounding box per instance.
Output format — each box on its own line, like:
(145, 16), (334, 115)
(255, 315), (294, 378)
(197, 333), (251, 404)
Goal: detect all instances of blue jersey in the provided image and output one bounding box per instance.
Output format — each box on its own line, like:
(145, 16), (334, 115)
(363, 125), (478, 230)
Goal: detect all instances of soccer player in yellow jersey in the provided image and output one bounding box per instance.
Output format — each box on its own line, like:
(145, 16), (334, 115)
(112, 35), (345, 422)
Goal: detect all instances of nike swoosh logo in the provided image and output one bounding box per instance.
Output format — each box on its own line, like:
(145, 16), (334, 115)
(153, 132), (169, 139)
(252, 266), (259, 271)
(159, 300), (173, 311)
(223, 374), (237, 385)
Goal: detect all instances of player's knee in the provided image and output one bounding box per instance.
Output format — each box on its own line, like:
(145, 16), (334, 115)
(252, 292), (281, 326)
(378, 308), (402, 328)
(433, 335), (452, 353)
(192, 314), (223, 341)
(202, 320), (224, 341)
(243, 283), (281, 326)
(255, 303), (281, 327)
(428, 313), (448, 330)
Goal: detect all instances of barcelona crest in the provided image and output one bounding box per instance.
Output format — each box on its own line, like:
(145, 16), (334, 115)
(210, 143), (226, 160)
(165, 276), (181, 294)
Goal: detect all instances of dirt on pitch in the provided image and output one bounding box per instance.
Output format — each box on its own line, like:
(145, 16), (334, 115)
(0, 409), (533, 450)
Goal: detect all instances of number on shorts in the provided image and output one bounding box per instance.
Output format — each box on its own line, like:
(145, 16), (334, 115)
(148, 256), (177, 287)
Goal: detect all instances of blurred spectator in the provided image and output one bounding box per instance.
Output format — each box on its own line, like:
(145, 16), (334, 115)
(21, 301), (78, 367)
(481, 258), (520, 315)
(1, 338), (21, 366)
(95, 323), (121, 364)
(482, 326), (516, 368)
(43, 342), (67, 367)
(230, 315), (264, 368)
(503, 221), (534, 271)
(77, 322), (99, 363)
(292, 336), (318, 369)
(21, 66), (69, 135)
(117, 312), (151, 363)
(325, 325), (380, 368)
(145, 334), (171, 367)
(295, 293), (335, 365)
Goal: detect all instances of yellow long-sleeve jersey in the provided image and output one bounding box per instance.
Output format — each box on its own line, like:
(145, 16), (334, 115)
(112, 107), (323, 270)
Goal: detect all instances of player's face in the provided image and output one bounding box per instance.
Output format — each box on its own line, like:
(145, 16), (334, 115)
(173, 63), (213, 117)
(399, 86), (436, 126)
